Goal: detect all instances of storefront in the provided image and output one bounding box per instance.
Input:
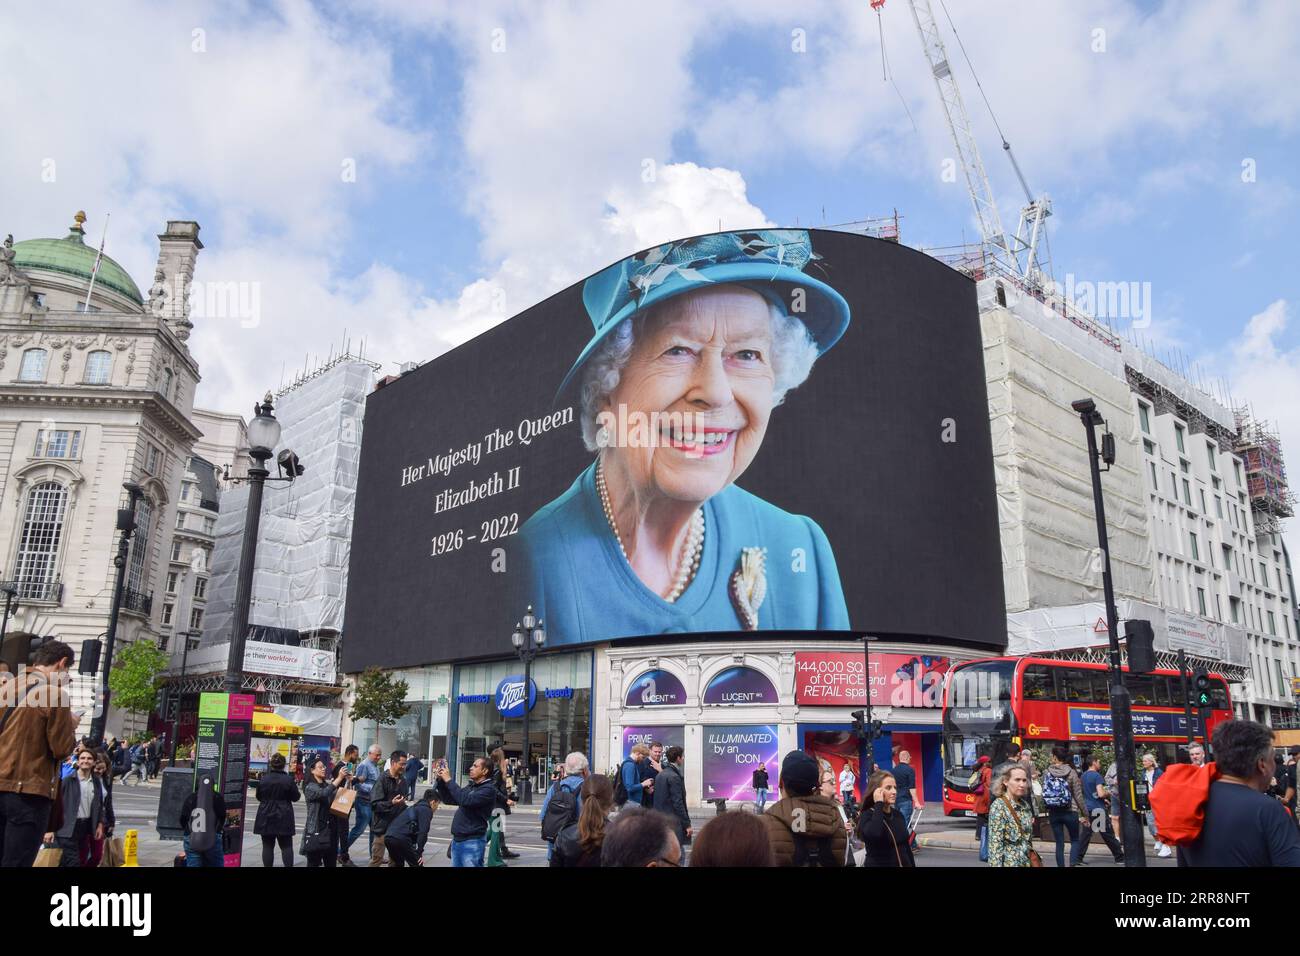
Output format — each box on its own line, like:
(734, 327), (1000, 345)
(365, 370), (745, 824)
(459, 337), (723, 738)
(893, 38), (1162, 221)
(349, 664), (453, 762)
(451, 650), (594, 790)
(600, 640), (973, 808)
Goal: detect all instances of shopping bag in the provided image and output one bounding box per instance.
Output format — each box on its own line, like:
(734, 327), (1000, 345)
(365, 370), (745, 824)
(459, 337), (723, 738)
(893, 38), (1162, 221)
(33, 845), (62, 868)
(486, 825), (506, 867)
(329, 784), (356, 819)
(100, 837), (124, 868)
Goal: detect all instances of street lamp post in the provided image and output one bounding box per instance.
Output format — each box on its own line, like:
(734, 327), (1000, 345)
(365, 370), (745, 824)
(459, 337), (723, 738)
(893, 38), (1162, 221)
(1073, 397), (1146, 868)
(89, 482), (144, 747)
(0, 582), (17, 658)
(169, 629), (198, 766)
(853, 634), (882, 776)
(224, 394), (283, 696)
(510, 606), (546, 804)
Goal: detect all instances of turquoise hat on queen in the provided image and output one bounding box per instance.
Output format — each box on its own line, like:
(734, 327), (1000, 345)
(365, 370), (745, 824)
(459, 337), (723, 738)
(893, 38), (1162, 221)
(558, 229), (851, 397)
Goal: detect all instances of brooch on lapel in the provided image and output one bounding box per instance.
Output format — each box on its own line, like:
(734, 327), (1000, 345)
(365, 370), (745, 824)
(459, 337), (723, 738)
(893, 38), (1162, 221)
(729, 547), (767, 631)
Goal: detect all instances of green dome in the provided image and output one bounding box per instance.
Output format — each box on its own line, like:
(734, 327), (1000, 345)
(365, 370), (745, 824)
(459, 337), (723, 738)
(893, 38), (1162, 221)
(12, 215), (143, 306)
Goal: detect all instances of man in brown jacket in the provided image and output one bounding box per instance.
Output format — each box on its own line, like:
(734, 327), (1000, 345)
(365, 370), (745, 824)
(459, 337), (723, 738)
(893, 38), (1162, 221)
(762, 751), (848, 867)
(0, 640), (79, 867)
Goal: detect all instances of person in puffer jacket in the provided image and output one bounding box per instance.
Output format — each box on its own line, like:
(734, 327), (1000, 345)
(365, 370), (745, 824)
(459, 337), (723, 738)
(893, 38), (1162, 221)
(762, 751), (848, 867)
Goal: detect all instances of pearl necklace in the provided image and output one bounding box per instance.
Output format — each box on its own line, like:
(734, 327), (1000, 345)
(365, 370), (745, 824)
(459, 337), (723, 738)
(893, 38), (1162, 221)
(596, 460), (704, 603)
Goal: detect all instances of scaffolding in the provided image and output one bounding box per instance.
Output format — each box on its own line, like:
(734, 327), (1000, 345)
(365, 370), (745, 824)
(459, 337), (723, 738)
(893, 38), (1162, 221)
(1030, 644), (1249, 686)
(827, 210), (901, 243)
(1234, 408), (1294, 535)
(929, 241), (1122, 353)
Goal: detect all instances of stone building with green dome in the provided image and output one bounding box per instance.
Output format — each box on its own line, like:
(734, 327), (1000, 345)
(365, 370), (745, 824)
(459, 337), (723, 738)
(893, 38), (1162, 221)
(0, 211), (206, 741)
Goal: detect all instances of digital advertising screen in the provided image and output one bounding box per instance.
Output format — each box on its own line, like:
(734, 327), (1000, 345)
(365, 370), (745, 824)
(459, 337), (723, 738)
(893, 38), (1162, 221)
(344, 228), (1003, 671)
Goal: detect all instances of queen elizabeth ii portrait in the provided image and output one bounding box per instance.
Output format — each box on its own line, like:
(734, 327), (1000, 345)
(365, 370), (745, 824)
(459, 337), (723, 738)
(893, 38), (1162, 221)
(516, 230), (850, 645)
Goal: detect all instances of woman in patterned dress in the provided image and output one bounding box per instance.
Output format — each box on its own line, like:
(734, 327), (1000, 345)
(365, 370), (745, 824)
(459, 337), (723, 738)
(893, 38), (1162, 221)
(987, 764), (1036, 867)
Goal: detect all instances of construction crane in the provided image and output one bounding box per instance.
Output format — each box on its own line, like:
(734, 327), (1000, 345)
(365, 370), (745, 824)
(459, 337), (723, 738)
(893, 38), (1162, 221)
(880, 0), (1053, 287)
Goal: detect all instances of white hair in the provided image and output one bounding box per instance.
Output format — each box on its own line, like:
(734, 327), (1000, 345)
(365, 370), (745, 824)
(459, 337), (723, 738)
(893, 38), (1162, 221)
(565, 751), (589, 774)
(579, 293), (820, 451)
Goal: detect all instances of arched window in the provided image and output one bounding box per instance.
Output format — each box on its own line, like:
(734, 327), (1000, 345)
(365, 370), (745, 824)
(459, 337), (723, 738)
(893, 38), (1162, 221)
(84, 350), (112, 385)
(160, 368), (174, 401)
(18, 349), (48, 382)
(15, 481), (68, 598)
(126, 497), (154, 595)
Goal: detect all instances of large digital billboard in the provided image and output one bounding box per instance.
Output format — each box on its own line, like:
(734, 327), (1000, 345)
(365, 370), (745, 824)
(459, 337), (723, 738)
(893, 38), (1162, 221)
(344, 229), (1003, 670)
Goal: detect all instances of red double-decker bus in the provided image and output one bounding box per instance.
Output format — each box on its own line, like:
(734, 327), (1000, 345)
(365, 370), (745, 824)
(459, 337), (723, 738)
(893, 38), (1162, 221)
(941, 656), (1233, 818)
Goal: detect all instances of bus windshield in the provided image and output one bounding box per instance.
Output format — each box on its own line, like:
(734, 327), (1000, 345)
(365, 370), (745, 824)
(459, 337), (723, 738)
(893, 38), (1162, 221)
(943, 659), (1016, 789)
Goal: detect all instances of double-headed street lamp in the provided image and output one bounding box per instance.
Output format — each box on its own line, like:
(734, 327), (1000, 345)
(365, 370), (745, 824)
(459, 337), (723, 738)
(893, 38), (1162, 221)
(223, 393), (302, 695)
(89, 481), (144, 747)
(511, 607), (546, 804)
(1073, 396), (1145, 868)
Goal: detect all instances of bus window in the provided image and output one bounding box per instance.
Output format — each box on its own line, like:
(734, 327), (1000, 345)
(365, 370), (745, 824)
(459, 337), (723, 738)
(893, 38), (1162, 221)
(1058, 668), (1093, 702)
(1128, 675), (1155, 706)
(1086, 670), (1111, 703)
(1151, 675), (1174, 707)
(1023, 665), (1054, 701)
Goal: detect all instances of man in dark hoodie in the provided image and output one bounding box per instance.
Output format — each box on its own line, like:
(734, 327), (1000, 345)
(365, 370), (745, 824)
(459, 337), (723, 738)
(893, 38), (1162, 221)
(762, 751), (847, 867)
(434, 756), (499, 867)
(384, 788), (439, 867)
(368, 750), (407, 867)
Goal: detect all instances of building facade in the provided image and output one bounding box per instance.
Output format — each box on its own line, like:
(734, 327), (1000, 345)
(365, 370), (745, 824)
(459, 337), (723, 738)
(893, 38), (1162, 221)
(0, 212), (203, 739)
(974, 267), (1296, 725)
(165, 356), (374, 743)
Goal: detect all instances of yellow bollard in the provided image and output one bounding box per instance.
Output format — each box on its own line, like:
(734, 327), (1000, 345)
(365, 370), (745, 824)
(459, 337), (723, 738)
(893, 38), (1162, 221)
(122, 829), (139, 867)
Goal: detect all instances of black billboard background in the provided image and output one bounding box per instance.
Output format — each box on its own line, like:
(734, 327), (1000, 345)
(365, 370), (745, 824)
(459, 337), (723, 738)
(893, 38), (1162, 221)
(343, 229), (1004, 671)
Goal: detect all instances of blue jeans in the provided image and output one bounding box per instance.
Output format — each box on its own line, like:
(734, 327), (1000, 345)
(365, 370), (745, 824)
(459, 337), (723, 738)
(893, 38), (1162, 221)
(183, 832), (224, 867)
(346, 800), (372, 854)
(450, 837), (486, 868)
(1047, 807), (1081, 867)
(755, 788), (768, 811)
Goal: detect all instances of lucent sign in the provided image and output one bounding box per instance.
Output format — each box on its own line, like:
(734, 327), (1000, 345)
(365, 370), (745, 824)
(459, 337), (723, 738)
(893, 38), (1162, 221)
(702, 666), (778, 705)
(625, 669), (687, 707)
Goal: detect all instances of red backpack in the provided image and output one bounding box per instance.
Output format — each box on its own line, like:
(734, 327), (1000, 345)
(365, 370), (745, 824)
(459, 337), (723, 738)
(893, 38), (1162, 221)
(1148, 762), (1220, 846)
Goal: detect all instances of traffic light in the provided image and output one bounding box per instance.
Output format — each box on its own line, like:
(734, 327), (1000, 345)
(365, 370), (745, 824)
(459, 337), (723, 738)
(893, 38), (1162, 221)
(850, 710), (866, 740)
(1125, 620), (1156, 673)
(1193, 671), (1213, 709)
(78, 639), (102, 675)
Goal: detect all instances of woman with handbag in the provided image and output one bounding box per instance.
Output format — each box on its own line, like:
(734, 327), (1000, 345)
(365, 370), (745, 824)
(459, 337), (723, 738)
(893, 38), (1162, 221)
(254, 753), (301, 867)
(88, 749), (115, 867)
(987, 764), (1039, 868)
(301, 756), (349, 867)
(855, 770), (915, 867)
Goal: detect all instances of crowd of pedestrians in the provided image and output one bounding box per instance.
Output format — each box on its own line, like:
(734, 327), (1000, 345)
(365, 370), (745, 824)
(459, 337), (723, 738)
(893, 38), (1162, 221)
(4, 642), (1297, 870)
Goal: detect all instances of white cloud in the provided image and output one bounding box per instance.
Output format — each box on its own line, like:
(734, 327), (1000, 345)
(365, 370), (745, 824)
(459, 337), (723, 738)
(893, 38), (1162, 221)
(1, 0), (425, 406)
(602, 163), (772, 250)
(691, 1), (1300, 212)
(1202, 299), (1300, 565)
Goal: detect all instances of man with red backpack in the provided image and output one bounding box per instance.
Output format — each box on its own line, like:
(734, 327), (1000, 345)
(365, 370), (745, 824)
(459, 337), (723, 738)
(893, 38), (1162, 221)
(1165, 720), (1300, 867)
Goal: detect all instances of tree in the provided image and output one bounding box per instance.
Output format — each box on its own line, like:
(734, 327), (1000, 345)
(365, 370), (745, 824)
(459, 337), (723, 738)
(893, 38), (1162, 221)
(349, 666), (410, 726)
(108, 640), (170, 717)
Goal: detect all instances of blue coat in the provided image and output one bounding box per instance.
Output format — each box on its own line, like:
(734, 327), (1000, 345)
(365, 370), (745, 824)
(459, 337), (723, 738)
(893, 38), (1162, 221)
(517, 462), (849, 644)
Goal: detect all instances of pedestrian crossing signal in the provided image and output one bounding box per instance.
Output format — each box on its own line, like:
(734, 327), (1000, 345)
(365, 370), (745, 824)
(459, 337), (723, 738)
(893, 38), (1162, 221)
(1193, 671), (1213, 708)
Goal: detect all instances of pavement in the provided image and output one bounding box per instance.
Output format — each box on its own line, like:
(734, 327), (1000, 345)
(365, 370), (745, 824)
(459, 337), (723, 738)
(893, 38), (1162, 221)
(915, 816), (1180, 865)
(110, 780), (1175, 867)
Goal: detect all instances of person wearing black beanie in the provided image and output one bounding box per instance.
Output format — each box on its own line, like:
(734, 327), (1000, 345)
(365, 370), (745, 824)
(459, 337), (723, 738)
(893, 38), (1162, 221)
(760, 751), (847, 866)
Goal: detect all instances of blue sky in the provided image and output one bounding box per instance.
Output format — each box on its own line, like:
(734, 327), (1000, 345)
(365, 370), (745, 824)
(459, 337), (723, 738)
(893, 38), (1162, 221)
(3, 0), (1297, 441)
